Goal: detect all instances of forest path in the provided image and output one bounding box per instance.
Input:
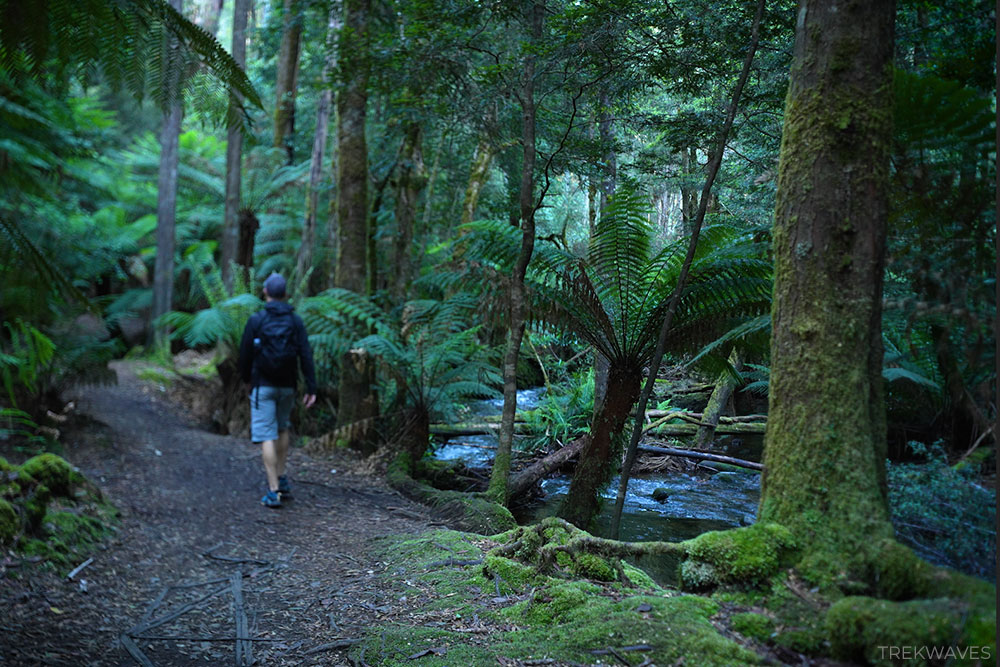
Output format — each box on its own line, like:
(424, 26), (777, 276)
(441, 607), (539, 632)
(3, 361), (432, 666)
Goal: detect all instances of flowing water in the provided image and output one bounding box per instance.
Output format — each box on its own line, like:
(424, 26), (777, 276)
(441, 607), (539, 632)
(433, 388), (762, 584)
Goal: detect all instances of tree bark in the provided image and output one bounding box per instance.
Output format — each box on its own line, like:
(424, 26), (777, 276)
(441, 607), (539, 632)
(486, 2), (544, 504)
(460, 137), (495, 226)
(273, 0), (303, 164)
(220, 0), (250, 290)
(333, 0), (369, 295)
(391, 121), (426, 302)
(333, 0), (377, 447)
(758, 0), (896, 562)
(560, 365), (642, 528)
(192, 0), (224, 37)
(235, 209), (259, 286)
(149, 0), (184, 347)
(508, 435), (589, 499)
(294, 6), (339, 290)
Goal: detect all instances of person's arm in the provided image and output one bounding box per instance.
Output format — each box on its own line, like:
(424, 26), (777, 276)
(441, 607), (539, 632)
(237, 316), (257, 385)
(295, 315), (318, 406)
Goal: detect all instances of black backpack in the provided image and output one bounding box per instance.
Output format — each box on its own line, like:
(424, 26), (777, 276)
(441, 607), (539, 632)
(253, 311), (298, 381)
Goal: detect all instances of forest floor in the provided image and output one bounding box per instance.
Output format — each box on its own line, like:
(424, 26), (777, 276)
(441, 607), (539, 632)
(0, 361), (439, 666)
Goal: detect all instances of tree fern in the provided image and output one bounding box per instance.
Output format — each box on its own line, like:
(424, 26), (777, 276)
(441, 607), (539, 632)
(0, 0), (262, 118)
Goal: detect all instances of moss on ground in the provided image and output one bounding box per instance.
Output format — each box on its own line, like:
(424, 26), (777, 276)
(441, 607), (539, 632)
(730, 612), (775, 642)
(385, 452), (515, 534)
(826, 596), (995, 665)
(0, 453), (116, 573)
(361, 527), (763, 666)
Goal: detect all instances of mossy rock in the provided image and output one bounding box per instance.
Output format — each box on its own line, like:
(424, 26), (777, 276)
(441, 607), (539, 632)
(680, 523), (797, 591)
(19, 453), (84, 497)
(730, 612), (775, 642)
(652, 487), (671, 501)
(826, 596), (996, 665)
(0, 498), (18, 545)
(23, 484), (53, 530)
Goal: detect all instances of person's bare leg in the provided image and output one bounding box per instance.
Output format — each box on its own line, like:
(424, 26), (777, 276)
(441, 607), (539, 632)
(261, 439), (280, 492)
(276, 430), (290, 478)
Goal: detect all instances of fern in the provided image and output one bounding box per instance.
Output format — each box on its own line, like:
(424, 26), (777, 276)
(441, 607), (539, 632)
(0, 0), (262, 118)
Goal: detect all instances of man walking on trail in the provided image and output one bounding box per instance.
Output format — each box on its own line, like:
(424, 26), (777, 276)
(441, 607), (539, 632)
(238, 273), (317, 508)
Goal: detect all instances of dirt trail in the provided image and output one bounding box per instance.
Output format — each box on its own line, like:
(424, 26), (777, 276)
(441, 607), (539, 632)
(1, 362), (433, 666)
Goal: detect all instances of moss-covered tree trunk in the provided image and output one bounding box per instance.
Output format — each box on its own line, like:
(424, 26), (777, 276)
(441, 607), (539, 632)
(486, 1), (543, 504)
(391, 121), (425, 302)
(560, 365), (642, 528)
(273, 0), (303, 164)
(759, 0), (896, 565)
(693, 348), (743, 449)
(333, 0), (377, 448)
(461, 136), (495, 227)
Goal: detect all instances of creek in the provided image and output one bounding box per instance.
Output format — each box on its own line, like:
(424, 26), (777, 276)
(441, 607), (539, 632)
(433, 388), (763, 584)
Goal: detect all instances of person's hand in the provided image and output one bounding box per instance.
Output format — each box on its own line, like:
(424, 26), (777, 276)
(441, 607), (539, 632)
(302, 394), (317, 409)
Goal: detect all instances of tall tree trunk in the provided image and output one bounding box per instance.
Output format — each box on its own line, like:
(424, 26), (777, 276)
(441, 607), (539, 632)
(680, 147), (698, 236)
(334, 0), (377, 447)
(273, 0), (303, 164)
(758, 0), (896, 564)
(220, 0), (250, 290)
(460, 138), (495, 226)
(192, 0), (224, 37)
(560, 365), (642, 528)
(150, 0), (184, 347)
(693, 348), (744, 449)
(609, 0), (766, 539)
(294, 6), (339, 290)
(486, 1), (544, 504)
(392, 121), (425, 302)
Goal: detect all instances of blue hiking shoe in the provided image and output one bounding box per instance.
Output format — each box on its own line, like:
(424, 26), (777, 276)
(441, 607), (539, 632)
(261, 490), (281, 508)
(278, 475), (292, 499)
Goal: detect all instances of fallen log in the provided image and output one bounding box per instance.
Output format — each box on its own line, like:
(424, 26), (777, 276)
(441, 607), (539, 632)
(637, 443), (763, 471)
(644, 410), (766, 423)
(507, 435), (589, 499)
(646, 422), (765, 436)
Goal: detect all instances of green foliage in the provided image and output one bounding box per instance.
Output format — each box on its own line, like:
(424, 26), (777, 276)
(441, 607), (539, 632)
(0, 320), (55, 405)
(0, 0), (260, 117)
(160, 264), (261, 358)
(304, 291), (501, 422)
(887, 442), (996, 581)
(520, 367), (594, 452)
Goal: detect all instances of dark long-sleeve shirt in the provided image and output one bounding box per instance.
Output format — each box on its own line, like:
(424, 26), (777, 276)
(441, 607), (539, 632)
(238, 301), (317, 394)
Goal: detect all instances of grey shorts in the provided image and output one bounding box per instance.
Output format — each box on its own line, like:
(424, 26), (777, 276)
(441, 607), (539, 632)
(250, 385), (296, 442)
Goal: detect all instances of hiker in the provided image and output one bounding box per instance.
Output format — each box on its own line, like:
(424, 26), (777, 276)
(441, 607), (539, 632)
(238, 273), (317, 508)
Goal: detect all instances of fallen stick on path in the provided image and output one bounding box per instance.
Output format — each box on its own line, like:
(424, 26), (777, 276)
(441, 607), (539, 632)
(304, 639), (363, 655)
(66, 557), (94, 580)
